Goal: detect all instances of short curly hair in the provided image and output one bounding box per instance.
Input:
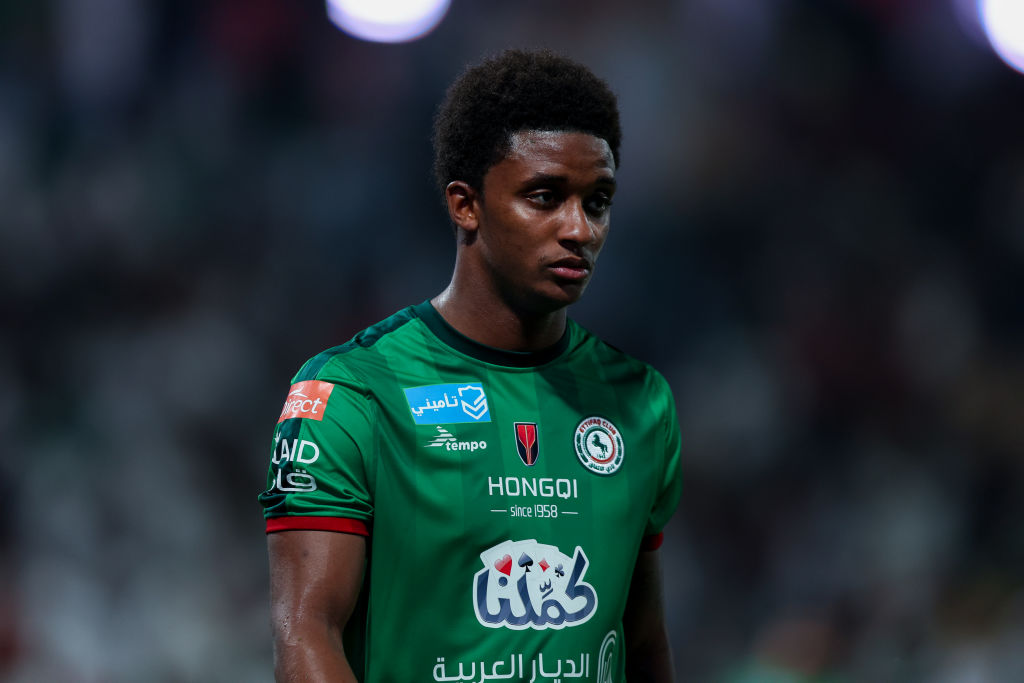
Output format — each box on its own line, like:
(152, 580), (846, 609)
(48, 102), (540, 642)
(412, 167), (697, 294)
(432, 49), (621, 195)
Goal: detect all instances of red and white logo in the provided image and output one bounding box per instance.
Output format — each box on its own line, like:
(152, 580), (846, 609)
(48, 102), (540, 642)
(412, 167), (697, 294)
(514, 422), (539, 466)
(278, 380), (334, 423)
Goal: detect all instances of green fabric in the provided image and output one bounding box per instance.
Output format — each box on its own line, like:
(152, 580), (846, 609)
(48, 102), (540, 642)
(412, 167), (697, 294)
(259, 301), (682, 682)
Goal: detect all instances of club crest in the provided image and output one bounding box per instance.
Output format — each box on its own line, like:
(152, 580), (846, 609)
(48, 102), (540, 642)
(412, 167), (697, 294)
(514, 422), (539, 466)
(574, 416), (624, 475)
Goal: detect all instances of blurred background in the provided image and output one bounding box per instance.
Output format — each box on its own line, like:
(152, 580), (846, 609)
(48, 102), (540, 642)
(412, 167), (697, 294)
(2, 0), (1023, 680)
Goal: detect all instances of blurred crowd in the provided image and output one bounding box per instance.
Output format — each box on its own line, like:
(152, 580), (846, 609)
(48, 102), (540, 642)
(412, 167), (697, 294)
(2, 1), (1022, 680)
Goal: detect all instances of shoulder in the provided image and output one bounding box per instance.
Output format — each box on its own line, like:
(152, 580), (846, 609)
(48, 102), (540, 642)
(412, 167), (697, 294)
(290, 304), (427, 387)
(568, 320), (673, 395)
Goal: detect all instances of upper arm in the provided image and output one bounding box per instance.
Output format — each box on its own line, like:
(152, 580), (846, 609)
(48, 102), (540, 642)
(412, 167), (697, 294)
(623, 549), (674, 682)
(269, 530), (366, 635)
(268, 530), (366, 680)
(644, 370), (682, 539)
(623, 549), (667, 645)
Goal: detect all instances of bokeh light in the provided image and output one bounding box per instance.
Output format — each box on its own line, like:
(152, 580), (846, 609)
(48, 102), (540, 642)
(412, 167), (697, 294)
(326, 0), (451, 44)
(979, 0), (1024, 74)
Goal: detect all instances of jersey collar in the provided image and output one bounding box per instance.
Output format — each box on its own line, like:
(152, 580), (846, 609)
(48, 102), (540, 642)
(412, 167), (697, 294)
(413, 301), (570, 368)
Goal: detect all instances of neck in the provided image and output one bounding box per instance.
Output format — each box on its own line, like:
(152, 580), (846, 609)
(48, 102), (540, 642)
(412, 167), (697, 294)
(431, 274), (567, 352)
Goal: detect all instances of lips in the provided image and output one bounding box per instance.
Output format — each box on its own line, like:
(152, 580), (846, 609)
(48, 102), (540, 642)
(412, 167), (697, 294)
(548, 256), (592, 281)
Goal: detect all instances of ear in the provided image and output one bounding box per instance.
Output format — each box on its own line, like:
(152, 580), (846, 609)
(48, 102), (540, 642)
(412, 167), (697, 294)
(445, 181), (480, 234)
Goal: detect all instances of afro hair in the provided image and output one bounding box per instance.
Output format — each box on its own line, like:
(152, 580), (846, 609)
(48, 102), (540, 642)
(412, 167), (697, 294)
(432, 49), (621, 196)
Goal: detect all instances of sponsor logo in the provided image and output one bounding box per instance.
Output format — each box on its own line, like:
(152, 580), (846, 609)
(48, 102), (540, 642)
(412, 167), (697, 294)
(574, 416), (624, 475)
(425, 426), (487, 451)
(278, 380), (334, 423)
(597, 630), (618, 683)
(487, 476), (580, 519)
(488, 477), (577, 499)
(404, 382), (491, 424)
(270, 435), (318, 493)
(474, 539), (597, 630)
(272, 436), (321, 465)
(271, 470), (316, 493)
(432, 652), (590, 682)
(514, 422), (539, 466)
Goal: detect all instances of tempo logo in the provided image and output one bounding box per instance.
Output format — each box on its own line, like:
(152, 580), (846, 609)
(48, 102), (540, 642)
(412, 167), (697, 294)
(425, 426), (487, 452)
(278, 380), (334, 423)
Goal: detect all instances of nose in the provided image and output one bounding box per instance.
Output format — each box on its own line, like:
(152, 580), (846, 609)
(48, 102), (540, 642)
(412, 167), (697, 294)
(558, 199), (599, 247)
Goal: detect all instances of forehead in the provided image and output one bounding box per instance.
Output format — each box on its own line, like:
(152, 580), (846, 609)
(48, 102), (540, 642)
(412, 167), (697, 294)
(492, 130), (615, 181)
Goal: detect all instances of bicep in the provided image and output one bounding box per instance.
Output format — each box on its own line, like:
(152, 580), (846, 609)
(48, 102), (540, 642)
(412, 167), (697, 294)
(268, 530), (366, 644)
(624, 549), (666, 642)
(623, 549), (674, 682)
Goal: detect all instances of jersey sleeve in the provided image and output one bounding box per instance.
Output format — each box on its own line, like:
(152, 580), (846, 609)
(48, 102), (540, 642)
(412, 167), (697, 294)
(643, 370), (683, 545)
(258, 364), (376, 535)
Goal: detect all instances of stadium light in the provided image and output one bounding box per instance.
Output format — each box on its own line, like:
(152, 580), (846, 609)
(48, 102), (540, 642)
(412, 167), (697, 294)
(326, 0), (451, 44)
(979, 0), (1024, 75)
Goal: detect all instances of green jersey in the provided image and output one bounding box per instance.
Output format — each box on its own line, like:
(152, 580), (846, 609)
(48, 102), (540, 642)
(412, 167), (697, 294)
(259, 301), (682, 682)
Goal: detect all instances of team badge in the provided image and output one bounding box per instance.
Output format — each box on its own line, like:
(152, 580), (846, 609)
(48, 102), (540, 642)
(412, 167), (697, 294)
(514, 422), (539, 466)
(574, 416), (624, 475)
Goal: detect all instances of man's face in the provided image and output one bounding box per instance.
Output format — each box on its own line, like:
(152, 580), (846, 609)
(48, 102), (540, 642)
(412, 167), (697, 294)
(472, 130), (616, 314)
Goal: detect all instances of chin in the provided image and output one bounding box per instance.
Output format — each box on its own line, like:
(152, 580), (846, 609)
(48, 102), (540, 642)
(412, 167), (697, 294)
(534, 283), (588, 312)
(498, 277), (588, 315)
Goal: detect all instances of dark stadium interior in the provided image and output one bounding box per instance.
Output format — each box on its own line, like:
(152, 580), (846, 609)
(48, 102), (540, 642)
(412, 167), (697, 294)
(2, 1), (1023, 680)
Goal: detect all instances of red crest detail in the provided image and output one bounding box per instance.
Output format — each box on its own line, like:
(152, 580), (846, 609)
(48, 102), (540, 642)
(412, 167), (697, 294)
(514, 422), (539, 466)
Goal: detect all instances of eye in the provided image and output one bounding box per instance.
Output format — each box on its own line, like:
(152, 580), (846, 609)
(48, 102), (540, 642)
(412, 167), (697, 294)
(586, 193), (614, 215)
(528, 190), (556, 206)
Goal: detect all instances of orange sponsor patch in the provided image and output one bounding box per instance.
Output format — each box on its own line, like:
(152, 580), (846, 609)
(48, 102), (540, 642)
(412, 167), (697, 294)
(278, 380), (334, 423)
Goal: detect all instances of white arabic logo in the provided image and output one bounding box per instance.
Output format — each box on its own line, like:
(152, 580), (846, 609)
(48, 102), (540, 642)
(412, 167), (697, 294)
(410, 392), (460, 417)
(433, 652), (590, 682)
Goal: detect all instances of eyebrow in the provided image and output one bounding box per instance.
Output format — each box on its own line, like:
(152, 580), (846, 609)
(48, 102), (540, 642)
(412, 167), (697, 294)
(521, 172), (617, 188)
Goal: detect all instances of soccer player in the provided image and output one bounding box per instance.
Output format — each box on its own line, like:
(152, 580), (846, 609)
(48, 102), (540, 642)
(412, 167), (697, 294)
(260, 49), (682, 682)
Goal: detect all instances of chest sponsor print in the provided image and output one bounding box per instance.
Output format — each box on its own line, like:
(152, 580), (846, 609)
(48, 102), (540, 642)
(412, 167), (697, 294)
(432, 650), (594, 682)
(574, 416), (625, 475)
(404, 382), (491, 424)
(474, 539), (597, 630)
(487, 476), (580, 519)
(431, 629), (616, 681)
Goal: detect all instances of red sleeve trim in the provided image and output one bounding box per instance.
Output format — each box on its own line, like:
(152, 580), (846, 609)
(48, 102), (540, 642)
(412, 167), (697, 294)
(640, 532), (664, 551)
(265, 516), (370, 536)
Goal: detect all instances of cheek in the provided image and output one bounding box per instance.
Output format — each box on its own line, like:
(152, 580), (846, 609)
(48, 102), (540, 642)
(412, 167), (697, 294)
(481, 220), (536, 271)
(591, 225), (611, 255)
(490, 214), (546, 256)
